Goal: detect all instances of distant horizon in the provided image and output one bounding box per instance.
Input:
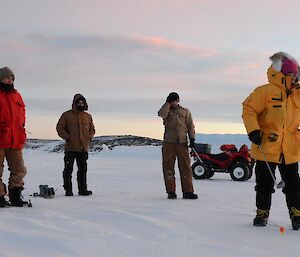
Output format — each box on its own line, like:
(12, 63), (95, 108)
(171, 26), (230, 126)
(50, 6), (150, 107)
(27, 132), (248, 141)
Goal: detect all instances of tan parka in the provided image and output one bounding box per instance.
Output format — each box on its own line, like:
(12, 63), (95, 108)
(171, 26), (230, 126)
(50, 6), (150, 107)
(158, 102), (195, 143)
(242, 66), (300, 164)
(56, 94), (95, 152)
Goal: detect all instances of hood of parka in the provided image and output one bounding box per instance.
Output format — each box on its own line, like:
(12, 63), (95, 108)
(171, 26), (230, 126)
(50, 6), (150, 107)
(72, 94), (88, 111)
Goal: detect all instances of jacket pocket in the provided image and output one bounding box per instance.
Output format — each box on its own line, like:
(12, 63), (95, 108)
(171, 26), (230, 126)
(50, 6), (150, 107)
(264, 97), (284, 128)
(261, 128), (282, 155)
(15, 125), (26, 146)
(286, 130), (300, 156)
(0, 125), (12, 146)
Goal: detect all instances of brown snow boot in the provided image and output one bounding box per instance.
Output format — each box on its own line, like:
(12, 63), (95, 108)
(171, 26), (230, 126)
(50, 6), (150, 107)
(290, 207), (300, 230)
(253, 209), (269, 226)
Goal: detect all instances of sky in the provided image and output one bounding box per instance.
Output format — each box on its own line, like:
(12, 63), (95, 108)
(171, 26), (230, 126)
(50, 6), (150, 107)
(1, 0), (300, 139)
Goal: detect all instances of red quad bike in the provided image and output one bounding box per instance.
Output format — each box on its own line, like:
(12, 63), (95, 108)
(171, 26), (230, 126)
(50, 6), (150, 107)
(190, 143), (254, 181)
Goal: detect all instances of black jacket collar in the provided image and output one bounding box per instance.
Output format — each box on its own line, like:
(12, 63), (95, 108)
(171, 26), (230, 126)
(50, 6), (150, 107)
(0, 83), (15, 92)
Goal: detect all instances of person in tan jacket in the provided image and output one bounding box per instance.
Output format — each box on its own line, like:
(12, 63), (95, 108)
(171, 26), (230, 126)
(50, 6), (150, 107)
(243, 52), (300, 230)
(158, 92), (198, 199)
(56, 94), (95, 196)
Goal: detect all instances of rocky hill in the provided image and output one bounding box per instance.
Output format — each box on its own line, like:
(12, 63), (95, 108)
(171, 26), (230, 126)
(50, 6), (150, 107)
(25, 134), (249, 153)
(25, 135), (162, 153)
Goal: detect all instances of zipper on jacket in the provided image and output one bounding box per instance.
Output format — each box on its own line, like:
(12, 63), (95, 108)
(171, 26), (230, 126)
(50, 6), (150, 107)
(280, 88), (289, 164)
(279, 153), (284, 163)
(4, 92), (14, 146)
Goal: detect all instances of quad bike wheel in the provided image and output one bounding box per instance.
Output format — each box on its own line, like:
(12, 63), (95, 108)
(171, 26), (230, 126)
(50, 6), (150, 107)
(192, 162), (212, 179)
(229, 162), (251, 181)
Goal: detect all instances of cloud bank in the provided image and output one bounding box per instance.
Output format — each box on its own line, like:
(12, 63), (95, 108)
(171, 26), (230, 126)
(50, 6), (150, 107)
(0, 32), (278, 138)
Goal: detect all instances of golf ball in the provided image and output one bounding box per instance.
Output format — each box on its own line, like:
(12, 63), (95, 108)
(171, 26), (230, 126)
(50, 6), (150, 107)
(279, 226), (285, 234)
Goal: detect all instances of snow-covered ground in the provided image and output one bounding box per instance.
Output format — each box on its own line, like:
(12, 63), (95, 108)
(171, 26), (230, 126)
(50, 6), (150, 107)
(0, 146), (299, 257)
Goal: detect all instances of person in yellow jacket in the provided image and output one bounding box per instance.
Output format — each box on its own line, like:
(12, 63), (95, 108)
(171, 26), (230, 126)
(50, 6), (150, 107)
(158, 92), (198, 200)
(242, 52), (300, 230)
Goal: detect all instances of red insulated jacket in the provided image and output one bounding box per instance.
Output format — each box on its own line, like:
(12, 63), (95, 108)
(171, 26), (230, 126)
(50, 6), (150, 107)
(0, 90), (26, 149)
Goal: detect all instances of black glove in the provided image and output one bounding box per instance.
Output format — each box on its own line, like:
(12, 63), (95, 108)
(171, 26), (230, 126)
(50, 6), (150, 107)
(248, 130), (262, 145)
(189, 138), (195, 148)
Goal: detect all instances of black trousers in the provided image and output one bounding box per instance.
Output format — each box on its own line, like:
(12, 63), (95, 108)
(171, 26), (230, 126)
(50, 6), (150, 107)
(63, 151), (88, 192)
(255, 160), (300, 210)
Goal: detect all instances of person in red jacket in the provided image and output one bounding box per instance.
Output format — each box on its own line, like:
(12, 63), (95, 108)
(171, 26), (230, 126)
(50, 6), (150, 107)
(0, 67), (27, 207)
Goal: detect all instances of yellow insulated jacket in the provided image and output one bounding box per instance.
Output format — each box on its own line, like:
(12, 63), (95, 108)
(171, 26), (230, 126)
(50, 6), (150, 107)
(242, 66), (300, 164)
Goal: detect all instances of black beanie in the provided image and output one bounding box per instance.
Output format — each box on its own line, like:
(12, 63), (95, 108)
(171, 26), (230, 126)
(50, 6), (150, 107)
(167, 92), (180, 102)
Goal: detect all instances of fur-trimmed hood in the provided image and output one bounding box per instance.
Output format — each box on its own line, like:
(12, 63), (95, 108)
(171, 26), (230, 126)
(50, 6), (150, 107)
(269, 52), (300, 81)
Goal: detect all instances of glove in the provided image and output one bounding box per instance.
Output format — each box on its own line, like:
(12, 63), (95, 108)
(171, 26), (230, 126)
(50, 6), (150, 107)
(248, 130), (262, 145)
(189, 138), (195, 148)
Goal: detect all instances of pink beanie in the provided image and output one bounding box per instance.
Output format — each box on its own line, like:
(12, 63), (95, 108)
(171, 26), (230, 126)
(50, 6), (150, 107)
(281, 58), (299, 75)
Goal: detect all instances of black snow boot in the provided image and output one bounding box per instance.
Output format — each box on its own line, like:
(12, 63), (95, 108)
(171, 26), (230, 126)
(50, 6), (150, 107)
(77, 165), (92, 196)
(254, 192), (271, 226)
(78, 190), (92, 196)
(167, 192), (177, 199)
(65, 190), (73, 196)
(9, 187), (27, 207)
(253, 209), (269, 226)
(290, 207), (300, 230)
(78, 173), (92, 195)
(0, 195), (10, 207)
(183, 192), (198, 199)
(286, 193), (300, 230)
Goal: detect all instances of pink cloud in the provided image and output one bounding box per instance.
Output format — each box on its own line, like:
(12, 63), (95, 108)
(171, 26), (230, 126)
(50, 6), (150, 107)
(131, 34), (218, 57)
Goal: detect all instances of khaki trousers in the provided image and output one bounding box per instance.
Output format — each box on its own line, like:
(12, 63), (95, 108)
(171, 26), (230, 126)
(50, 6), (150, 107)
(0, 149), (27, 196)
(162, 142), (194, 193)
